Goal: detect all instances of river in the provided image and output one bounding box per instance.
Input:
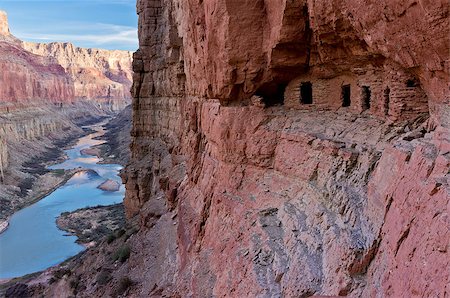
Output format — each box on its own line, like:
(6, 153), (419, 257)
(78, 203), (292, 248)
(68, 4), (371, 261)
(0, 123), (124, 279)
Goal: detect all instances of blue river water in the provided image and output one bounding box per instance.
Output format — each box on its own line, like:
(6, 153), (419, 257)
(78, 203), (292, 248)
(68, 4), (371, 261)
(0, 123), (124, 279)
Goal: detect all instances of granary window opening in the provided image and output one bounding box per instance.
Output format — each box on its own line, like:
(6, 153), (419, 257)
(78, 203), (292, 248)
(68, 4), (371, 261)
(342, 84), (351, 107)
(384, 87), (390, 116)
(406, 79), (418, 88)
(300, 82), (313, 104)
(361, 86), (371, 111)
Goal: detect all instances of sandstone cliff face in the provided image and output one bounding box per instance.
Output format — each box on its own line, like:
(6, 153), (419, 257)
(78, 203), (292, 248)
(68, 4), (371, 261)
(23, 42), (133, 111)
(0, 11), (10, 36)
(0, 12), (75, 104)
(0, 11), (132, 111)
(120, 0), (449, 297)
(20, 1), (448, 297)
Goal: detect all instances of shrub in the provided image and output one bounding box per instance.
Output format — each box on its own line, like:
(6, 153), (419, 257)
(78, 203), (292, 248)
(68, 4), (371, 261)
(112, 245), (131, 263)
(116, 276), (133, 295)
(106, 233), (116, 244)
(53, 268), (71, 279)
(116, 228), (126, 238)
(69, 276), (80, 290)
(52, 169), (65, 177)
(96, 270), (111, 285)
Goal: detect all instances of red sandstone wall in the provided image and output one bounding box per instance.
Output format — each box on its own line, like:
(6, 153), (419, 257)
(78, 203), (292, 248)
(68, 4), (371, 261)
(46, 0), (448, 297)
(0, 40), (75, 104)
(0, 11), (133, 111)
(23, 42), (133, 110)
(121, 0), (449, 296)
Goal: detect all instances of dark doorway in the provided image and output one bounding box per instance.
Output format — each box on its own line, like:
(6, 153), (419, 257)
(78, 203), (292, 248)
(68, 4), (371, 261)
(361, 86), (371, 110)
(384, 87), (390, 116)
(300, 82), (313, 104)
(342, 85), (351, 107)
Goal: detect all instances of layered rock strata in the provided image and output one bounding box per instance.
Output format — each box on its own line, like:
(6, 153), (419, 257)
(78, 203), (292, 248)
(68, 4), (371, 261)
(122, 0), (449, 296)
(12, 0), (449, 297)
(23, 42), (133, 111)
(0, 10), (132, 111)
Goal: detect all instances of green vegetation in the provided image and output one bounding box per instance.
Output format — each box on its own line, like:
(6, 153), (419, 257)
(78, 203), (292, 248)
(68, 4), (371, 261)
(51, 169), (66, 177)
(112, 245), (131, 263)
(96, 270), (111, 285)
(116, 276), (133, 295)
(52, 268), (71, 280)
(106, 232), (116, 244)
(116, 228), (126, 238)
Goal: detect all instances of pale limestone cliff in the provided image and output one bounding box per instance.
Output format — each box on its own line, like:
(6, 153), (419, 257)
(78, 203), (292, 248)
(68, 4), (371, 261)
(0, 10), (10, 36)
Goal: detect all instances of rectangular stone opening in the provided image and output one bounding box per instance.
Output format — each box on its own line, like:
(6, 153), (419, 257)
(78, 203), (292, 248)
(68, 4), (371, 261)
(406, 79), (417, 88)
(361, 86), (371, 110)
(300, 82), (313, 104)
(384, 87), (390, 116)
(342, 84), (351, 107)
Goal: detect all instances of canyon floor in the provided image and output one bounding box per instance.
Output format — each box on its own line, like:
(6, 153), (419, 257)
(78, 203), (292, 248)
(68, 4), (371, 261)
(0, 104), (131, 294)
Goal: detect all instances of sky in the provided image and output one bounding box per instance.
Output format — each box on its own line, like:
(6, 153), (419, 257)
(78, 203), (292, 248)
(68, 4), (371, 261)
(0, 0), (138, 51)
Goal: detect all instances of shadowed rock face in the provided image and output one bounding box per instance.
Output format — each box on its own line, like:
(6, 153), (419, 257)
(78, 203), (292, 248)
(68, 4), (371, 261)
(121, 0), (448, 297)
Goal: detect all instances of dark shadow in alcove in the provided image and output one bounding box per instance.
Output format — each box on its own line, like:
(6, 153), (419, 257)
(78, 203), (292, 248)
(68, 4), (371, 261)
(406, 79), (418, 88)
(255, 82), (287, 107)
(384, 87), (390, 116)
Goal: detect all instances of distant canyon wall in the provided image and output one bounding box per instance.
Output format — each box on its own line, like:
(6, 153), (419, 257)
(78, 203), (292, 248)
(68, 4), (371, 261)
(23, 42), (133, 111)
(0, 11), (132, 111)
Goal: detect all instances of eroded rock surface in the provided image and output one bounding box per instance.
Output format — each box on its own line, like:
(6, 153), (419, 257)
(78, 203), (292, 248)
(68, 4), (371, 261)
(23, 42), (133, 111)
(121, 0), (449, 296)
(98, 180), (121, 192)
(0, 10), (132, 111)
(17, 0), (449, 297)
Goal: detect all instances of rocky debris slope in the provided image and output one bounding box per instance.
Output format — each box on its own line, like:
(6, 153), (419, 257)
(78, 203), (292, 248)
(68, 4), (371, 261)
(0, 10), (132, 111)
(95, 105), (132, 166)
(13, 0), (449, 297)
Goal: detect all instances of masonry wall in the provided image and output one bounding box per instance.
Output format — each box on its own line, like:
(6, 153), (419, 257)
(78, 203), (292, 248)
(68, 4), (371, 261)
(285, 63), (429, 121)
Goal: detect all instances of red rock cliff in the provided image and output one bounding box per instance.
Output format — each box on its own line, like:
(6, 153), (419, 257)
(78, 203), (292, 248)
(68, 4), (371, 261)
(119, 0), (449, 297)
(26, 1), (448, 297)
(23, 42), (133, 111)
(0, 11), (133, 111)
(0, 12), (75, 104)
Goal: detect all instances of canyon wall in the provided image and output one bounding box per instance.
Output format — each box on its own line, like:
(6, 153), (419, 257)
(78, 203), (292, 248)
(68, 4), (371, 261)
(23, 42), (133, 111)
(0, 19), (75, 104)
(120, 0), (449, 297)
(18, 1), (448, 297)
(0, 10), (132, 111)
